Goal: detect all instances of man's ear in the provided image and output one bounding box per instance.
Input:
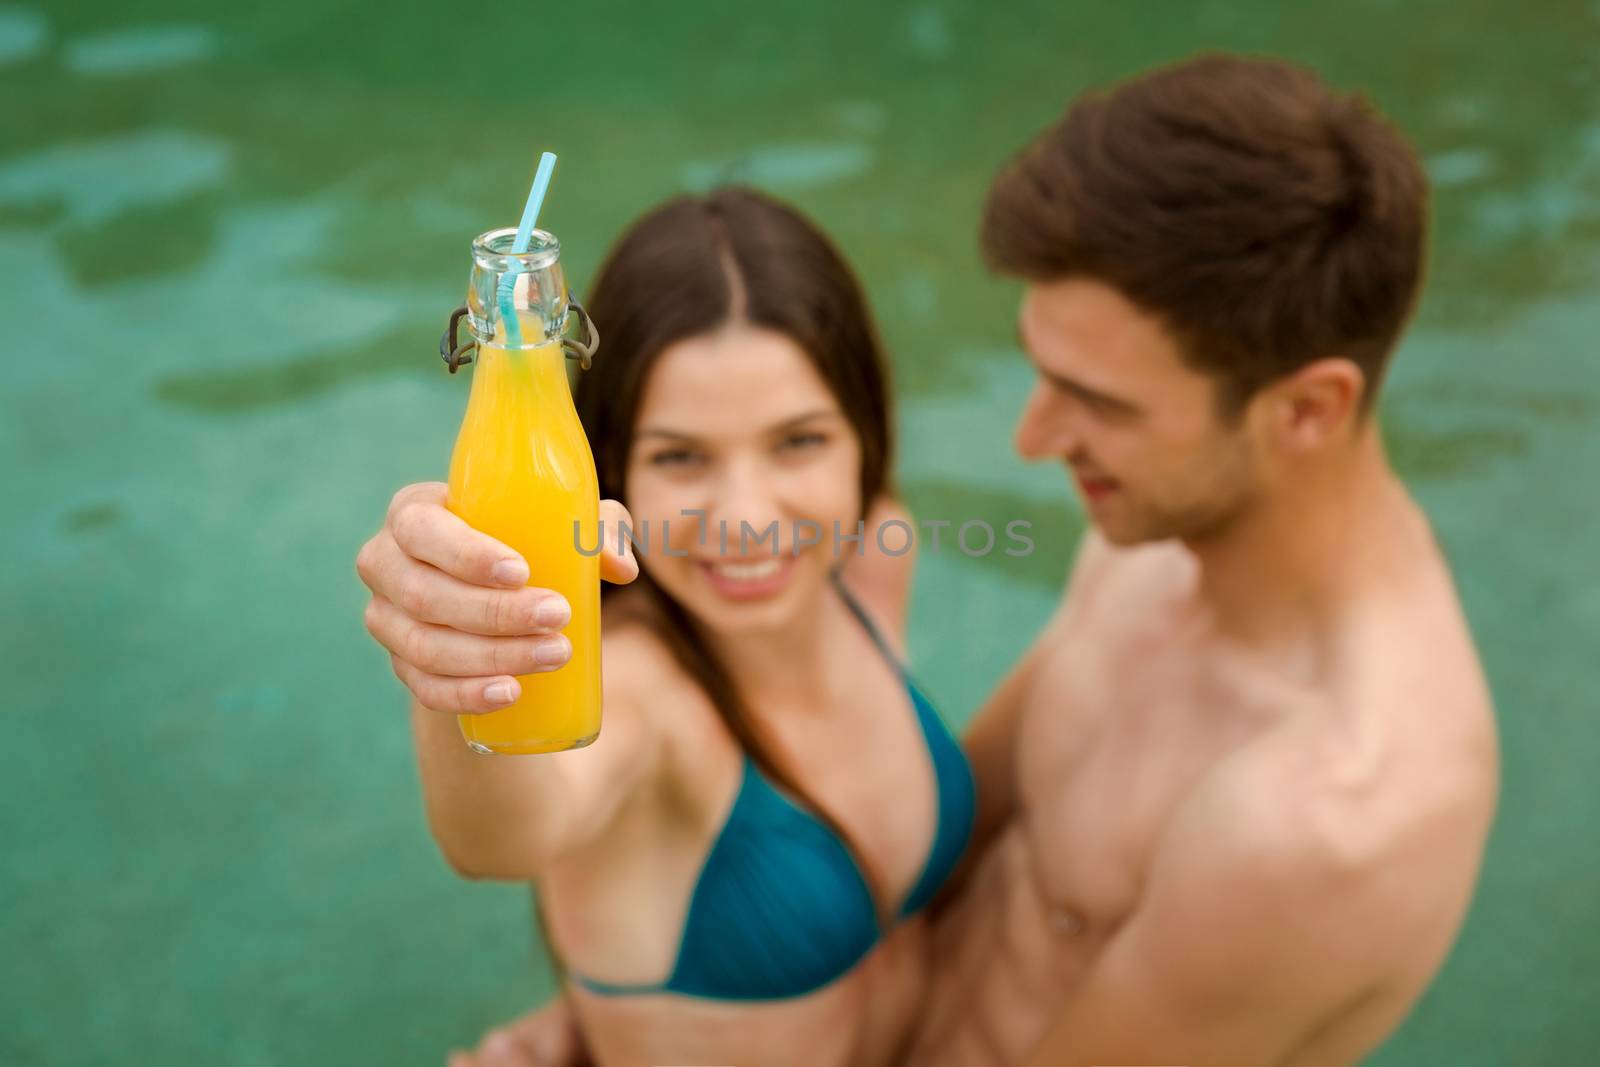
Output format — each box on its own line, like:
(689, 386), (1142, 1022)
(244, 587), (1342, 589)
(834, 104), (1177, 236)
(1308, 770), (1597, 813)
(1259, 358), (1366, 450)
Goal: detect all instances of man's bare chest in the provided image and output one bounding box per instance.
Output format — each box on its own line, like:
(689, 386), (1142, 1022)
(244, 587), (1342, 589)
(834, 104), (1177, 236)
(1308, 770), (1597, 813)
(1012, 622), (1283, 933)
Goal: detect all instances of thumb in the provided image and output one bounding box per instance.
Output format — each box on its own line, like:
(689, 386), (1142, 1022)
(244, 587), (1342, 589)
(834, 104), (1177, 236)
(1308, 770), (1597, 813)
(597, 499), (639, 585)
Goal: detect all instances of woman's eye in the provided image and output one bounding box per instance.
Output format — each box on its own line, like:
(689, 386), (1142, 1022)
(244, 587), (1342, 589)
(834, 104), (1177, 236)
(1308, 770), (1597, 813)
(649, 448), (702, 467)
(777, 431), (827, 452)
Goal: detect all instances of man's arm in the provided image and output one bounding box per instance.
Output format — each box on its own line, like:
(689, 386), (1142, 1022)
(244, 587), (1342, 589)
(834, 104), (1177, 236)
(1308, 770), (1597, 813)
(958, 634), (1043, 869)
(1024, 768), (1391, 1067)
(961, 529), (1113, 869)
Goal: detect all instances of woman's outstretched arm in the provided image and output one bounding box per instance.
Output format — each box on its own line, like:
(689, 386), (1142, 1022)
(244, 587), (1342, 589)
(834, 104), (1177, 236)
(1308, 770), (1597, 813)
(358, 481), (652, 880)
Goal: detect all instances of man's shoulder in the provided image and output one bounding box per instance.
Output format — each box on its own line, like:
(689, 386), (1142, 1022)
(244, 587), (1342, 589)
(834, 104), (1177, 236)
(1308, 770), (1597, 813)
(1170, 746), (1368, 885)
(1344, 592), (1495, 733)
(1061, 530), (1194, 625)
(1115, 746), (1451, 1017)
(1126, 722), (1496, 1014)
(1170, 715), (1495, 911)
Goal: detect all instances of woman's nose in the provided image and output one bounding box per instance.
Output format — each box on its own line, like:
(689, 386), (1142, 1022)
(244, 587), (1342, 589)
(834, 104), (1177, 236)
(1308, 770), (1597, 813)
(709, 457), (786, 552)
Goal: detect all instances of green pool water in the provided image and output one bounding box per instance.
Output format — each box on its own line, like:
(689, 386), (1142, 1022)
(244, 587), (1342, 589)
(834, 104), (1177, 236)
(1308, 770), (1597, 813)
(3, 1), (1597, 1063)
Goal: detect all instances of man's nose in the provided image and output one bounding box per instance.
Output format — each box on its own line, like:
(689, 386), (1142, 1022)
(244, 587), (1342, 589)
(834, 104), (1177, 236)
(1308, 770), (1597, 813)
(1014, 382), (1081, 461)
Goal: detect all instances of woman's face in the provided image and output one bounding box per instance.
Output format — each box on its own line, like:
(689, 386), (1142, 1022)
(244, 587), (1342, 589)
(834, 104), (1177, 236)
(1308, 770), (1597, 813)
(623, 322), (863, 636)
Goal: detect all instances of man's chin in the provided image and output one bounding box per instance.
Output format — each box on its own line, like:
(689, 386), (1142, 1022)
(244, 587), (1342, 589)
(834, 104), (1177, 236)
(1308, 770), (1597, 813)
(1084, 507), (1172, 547)
(1088, 519), (1154, 547)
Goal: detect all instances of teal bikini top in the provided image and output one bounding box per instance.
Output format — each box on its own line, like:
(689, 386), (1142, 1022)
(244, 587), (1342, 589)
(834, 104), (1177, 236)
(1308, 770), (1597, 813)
(569, 573), (976, 1002)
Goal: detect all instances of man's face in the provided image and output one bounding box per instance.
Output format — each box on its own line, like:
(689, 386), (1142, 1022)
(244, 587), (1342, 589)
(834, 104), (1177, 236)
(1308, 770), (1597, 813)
(1013, 278), (1261, 545)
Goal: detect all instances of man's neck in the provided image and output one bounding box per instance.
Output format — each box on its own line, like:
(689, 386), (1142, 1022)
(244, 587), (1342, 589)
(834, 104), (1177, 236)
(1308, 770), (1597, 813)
(1184, 426), (1421, 649)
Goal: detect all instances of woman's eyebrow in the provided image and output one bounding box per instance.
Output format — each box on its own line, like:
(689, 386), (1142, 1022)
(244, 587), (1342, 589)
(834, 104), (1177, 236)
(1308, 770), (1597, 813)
(767, 409), (840, 432)
(635, 426), (701, 442)
(637, 409), (840, 442)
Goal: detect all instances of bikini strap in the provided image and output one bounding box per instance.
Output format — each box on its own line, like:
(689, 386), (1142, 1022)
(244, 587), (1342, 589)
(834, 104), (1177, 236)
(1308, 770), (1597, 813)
(829, 568), (906, 674)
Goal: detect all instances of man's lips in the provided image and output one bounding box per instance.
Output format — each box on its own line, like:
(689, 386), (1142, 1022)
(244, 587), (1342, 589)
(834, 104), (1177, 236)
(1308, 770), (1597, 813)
(1074, 472), (1120, 500)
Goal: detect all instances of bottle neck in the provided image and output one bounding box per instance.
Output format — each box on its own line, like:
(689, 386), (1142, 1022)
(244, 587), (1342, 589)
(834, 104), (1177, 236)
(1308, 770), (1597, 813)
(471, 269), (568, 352)
(470, 328), (575, 420)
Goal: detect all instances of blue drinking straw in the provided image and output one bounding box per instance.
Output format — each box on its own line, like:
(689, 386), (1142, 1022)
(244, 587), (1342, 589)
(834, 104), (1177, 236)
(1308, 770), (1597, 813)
(497, 151), (559, 348)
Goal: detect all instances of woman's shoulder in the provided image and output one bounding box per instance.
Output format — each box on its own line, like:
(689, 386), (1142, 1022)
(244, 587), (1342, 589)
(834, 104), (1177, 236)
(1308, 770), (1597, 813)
(601, 588), (723, 744)
(837, 495), (917, 649)
(600, 587), (740, 814)
(601, 591), (684, 694)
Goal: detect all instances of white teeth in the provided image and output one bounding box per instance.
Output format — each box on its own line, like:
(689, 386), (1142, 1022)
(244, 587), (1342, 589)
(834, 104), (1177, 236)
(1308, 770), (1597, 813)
(711, 559), (782, 581)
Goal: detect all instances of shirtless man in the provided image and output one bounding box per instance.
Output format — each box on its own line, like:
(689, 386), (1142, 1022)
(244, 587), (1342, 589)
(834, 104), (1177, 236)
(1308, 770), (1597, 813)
(449, 54), (1498, 1066)
(907, 54), (1499, 1065)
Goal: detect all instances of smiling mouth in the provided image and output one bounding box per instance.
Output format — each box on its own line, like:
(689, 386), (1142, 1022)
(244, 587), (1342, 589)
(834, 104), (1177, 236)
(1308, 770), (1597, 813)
(697, 555), (797, 600)
(1073, 470), (1120, 500)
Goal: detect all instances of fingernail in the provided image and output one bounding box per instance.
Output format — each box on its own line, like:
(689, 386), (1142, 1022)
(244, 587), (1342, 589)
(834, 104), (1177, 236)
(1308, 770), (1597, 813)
(484, 681), (518, 705)
(535, 597), (571, 629)
(492, 558), (528, 586)
(537, 636), (572, 666)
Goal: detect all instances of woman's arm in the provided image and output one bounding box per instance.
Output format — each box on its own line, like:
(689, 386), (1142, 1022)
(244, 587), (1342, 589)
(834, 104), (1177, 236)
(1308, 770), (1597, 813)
(409, 641), (660, 881)
(448, 995), (592, 1067)
(358, 482), (652, 880)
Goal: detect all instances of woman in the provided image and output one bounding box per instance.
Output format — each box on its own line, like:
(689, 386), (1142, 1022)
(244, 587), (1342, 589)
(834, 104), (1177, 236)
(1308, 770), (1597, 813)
(356, 188), (975, 1066)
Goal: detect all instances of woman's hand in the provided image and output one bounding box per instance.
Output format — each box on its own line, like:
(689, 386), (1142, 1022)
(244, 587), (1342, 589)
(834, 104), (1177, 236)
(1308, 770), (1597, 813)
(447, 997), (592, 1067)
(358, 481), (637, 714)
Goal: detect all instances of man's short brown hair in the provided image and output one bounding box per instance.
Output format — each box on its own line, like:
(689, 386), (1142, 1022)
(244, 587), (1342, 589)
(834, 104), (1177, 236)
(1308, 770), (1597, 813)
(982, 53), (1428, 413)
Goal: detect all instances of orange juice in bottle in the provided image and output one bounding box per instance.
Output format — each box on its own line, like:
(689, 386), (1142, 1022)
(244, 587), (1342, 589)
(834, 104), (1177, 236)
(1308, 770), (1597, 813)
(443, 226), (601, 753)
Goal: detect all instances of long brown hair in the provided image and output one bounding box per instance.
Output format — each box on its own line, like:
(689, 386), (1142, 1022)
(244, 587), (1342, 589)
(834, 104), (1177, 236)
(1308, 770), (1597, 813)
(982, 53), (1428, 414)
(573, 186), (894, 899)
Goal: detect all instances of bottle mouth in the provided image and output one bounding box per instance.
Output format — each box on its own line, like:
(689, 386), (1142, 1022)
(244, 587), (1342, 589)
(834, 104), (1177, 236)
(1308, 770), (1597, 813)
(472, 227), (561, 272)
